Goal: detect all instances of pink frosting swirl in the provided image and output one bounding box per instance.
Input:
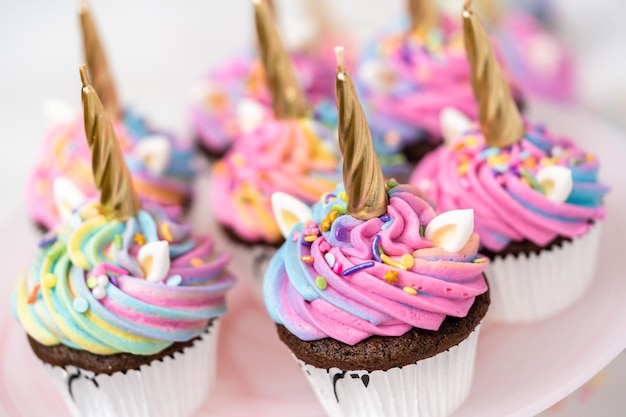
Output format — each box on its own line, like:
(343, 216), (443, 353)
(190, 40), (341, 155)
(411, 123), (608, 252)
(264, 184), (488, 346)
(210, 118), (340, 244)
(27, 112), (194, 230)
(358, 16), (523, 142)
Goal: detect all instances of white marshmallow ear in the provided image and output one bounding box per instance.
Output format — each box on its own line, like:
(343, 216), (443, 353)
(440, 108), (473, 146)
(53, 177), (87, 221)
(133, 135), (171, 176)
(358, 61), (396, 94)
(137, 240), (171, 282)
(237, 99), (266, 133)
(536, 165), (573, 203)
(425, 209), (474, 253)
(43, 99), (77, 126)
(271, 192), (313, 239)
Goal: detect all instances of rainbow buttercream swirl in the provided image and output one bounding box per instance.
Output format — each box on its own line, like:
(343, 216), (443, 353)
(411, 123), (608, 252)
(357, 16), (477, 144)
(211, 118), (340, 244)
(264, 183), (488, 346)
(27, 110), (195, 230)
(14, 201), (234, 355)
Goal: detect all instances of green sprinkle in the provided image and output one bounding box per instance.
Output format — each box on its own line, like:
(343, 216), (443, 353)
(332, 204), (346, 214)
(419, 225), (425, 237)
(86, 276), (98, 289)
(114, 234), (123, 250)
(473, 257), (487, 264)
(47, 242), (67, 260)
(386, 179), (399, 189)
(315, 276), (328, 290)
(377, 244), (385, 256)
(519, 168), (544, 193)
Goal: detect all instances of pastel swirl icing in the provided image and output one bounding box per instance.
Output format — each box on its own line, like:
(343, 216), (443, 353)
(190, 45), (337, 155)
(411, 123), (608, 252)
(13, 201), (234, 355)
(211, 118), (340, 244)
(493, 12), (575, 102)
(264, 184), (488, 346)
(357, 16), (478, 146)
(27, 110), (195, 230)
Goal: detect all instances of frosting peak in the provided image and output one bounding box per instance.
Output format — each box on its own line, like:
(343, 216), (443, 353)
(211, 118), (340, 244)
(264, 184), (488, 345)
(14, 201), (234, 355)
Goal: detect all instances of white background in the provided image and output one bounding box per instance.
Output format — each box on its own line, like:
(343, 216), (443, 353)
(0, 1), (625, 415)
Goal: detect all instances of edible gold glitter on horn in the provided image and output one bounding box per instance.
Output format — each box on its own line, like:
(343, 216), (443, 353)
(79, 0), (121, 120)
(408, 0), (438, 40)
(254, 0), (308, 119)
(463, 1), (524, 148)
(80, 65), (139, 221)
(335, 47), (388, 220)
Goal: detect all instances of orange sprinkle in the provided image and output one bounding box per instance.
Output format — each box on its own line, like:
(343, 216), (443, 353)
(134, 233), (146, 245)
(457, 162), (469, 176)
(320, 218), (332, 233)
(300, 256), (315, 263)
(523, 157), (537, 169)
(328, 210), (339, 222)
(190, 258), (204, 267)
(383, 270), (398, 284)
(586, 153), (596, 162)
(161, 223), (173, 242)
(27, 284), (41, 304)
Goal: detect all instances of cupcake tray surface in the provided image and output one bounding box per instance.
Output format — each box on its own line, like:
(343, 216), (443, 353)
(0, 103), (625, 417)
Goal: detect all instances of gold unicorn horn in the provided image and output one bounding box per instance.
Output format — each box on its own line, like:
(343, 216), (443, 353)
(335, 47), (388, 220)
(408, 0), (438, 40)
(253, 0), (308, 119)
(463, 0), (524, 148)
(80, 65), (139, 221)
(79, 0), (121, 120)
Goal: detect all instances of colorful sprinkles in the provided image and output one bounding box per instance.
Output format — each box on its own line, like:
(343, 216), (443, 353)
(315, 276), (328, 290)
(42, 273), (57, 288)
(342, 261), (375, 277)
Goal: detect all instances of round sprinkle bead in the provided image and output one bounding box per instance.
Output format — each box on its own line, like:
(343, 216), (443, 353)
(73, 297), (89, 313)
(92, 286), (106, 300)
(96, 275), (109, 287)
(335, 227), (348, 242)
(166, 275), (183, 286)
(86, 276), (98, 289)
(43, 273), (57, 288)
(315, 276), (328, 290)
(401, 254), (415, 269)
(403, 286), (417, 295)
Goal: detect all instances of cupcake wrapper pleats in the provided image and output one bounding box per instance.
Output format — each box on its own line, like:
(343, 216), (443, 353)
(485, 223), (603, 323)
(41, 321), (220, 417)
(296, 325), (481, 417)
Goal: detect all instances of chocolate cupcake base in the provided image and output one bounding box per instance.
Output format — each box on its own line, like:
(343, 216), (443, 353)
(28, 321), (221, 417)
(276, 290), (490, 372)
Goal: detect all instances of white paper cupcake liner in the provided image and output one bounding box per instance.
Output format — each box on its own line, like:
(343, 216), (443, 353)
(485, 223), (603, 324)
(297, 325), (481, 417)
(42, 321), (220, 417)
